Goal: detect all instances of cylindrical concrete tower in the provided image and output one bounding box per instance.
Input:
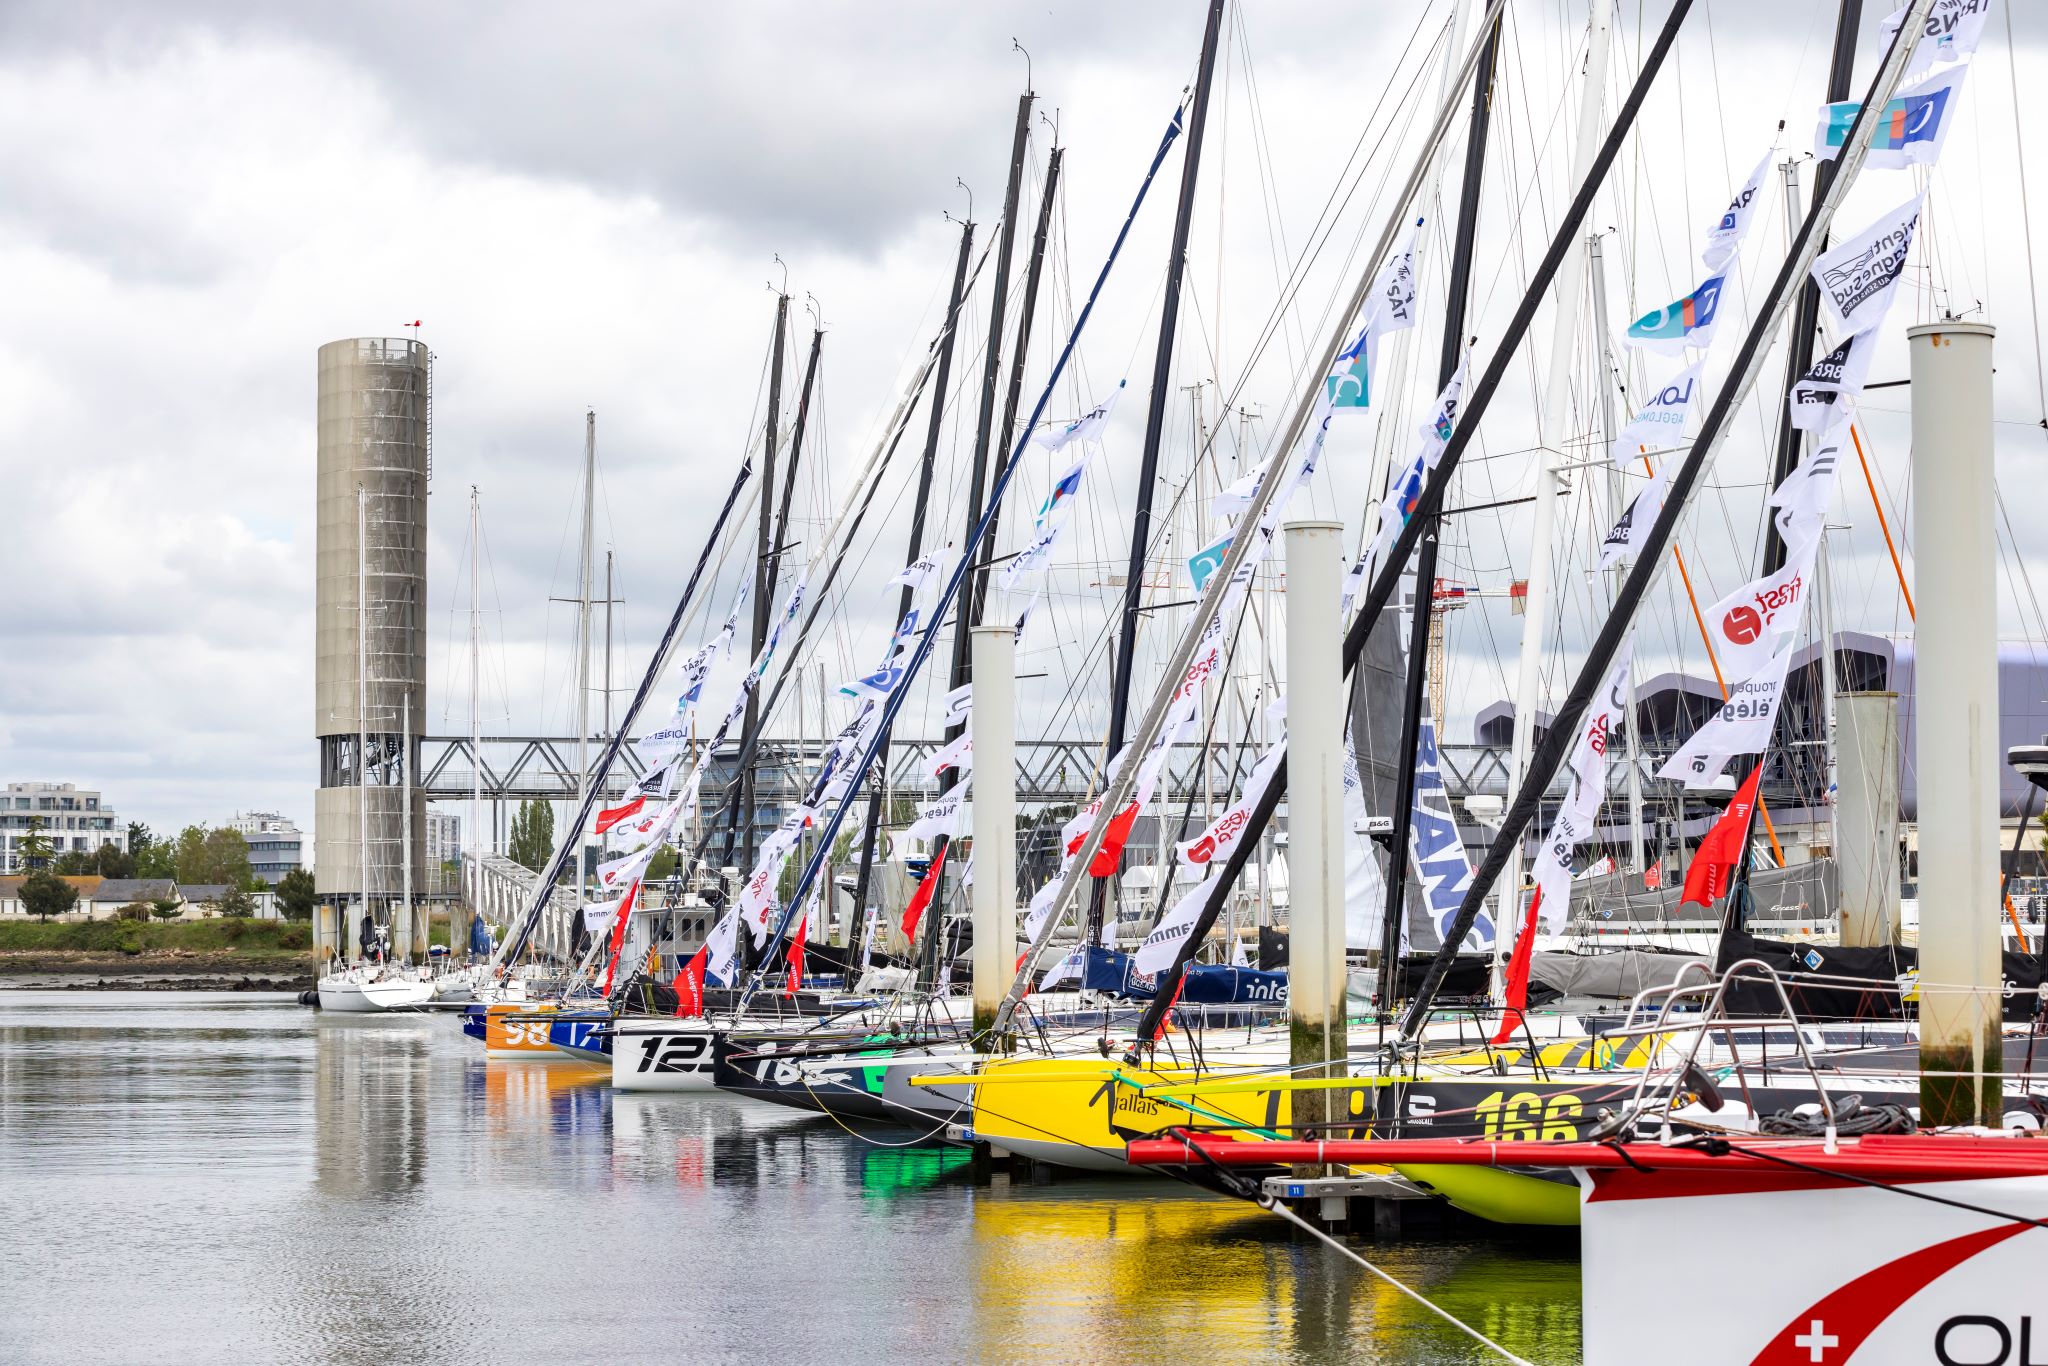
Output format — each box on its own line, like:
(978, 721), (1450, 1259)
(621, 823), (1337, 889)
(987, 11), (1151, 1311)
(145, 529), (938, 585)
(314, 338), (429, 962)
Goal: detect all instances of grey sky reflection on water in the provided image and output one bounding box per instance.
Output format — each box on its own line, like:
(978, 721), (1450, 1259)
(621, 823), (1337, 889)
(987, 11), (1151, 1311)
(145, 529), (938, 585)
(0, 993), (1578, 1364)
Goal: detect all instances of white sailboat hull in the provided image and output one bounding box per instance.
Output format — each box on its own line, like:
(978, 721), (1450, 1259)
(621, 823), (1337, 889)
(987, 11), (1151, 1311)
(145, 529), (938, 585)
(317, 973), (436, 1013)
(610, 1021), (723, 1091)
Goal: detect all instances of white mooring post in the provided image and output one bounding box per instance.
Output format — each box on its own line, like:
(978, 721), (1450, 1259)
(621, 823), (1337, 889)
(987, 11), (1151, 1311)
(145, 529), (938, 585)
(970, 624), (1017, 1041)
(1908, 320), (2002, 1126)
(1284, 521), (1347, 1145)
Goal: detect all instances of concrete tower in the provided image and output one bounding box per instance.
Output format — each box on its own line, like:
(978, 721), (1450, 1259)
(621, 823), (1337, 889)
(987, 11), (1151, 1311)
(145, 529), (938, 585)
(314, 337), (429, 962)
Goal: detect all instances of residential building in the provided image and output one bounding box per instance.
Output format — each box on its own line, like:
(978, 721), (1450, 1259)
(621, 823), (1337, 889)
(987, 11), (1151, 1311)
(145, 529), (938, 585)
(1, 782), (124, 872)
(226, 811), (305, 885)
(426, 811), (461, 868)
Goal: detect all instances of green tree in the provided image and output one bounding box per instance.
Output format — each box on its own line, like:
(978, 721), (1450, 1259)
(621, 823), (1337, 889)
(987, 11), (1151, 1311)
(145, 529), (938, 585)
(128, 821), (153, 855)
(170, 825), (254, 891)
(507, 799), (555, 873)
(51, 849), (95, 876)
(91, 843), (135, 878)
(647, 846), (678, 881)
(15, 817), (54, 871)
(209, 885), (256, 918)
(19, 870), (77, 921)
(150, 896), (183, 922)
(136, 841), (176, 879)
(275, 867), (317, 922)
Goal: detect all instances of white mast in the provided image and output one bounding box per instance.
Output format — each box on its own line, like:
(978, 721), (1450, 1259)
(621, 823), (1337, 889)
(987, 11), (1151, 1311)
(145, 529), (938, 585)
(1586, 231), (1644, 877)
(356, 484), (371, 961)
(402, 689), (413, 961)
(575, 411), (596, 895)
(468, 486), (481, 905)
(1497, 0), (1614, 956)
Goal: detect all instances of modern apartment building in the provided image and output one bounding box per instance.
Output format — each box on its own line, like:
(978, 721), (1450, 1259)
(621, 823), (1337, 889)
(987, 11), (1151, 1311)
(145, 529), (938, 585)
(226, 811), (305, 885)
(1, 782), (124, 872)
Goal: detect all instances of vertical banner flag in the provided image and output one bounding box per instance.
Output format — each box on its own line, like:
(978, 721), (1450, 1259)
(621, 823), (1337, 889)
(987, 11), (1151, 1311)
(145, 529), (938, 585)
(672, 945), (708, 1017)
(1700, 149), (1775, 273)
(1787, 331), (1877, 432)
(1408, 716), (1493, 950)
(1033, 380), (1125, 453)
(1680, 765), (1767, 908)
(1658, 635), (1798, 786)
(1811, 192), (1924, 337)
(1882, 0), (1993, 75)
(1623, 276), (1726, 354)
(1814, 65), (1967, 170)
(1327, 219), (1421, 411)
(900, 845), (948, 941)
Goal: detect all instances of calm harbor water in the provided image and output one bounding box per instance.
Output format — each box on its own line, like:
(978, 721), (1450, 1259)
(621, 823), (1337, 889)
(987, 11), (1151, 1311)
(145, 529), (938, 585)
(0, 992), (1580, 1364)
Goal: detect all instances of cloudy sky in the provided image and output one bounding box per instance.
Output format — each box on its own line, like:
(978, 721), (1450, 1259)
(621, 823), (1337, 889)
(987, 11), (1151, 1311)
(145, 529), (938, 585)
(3, 0), (2043, 850)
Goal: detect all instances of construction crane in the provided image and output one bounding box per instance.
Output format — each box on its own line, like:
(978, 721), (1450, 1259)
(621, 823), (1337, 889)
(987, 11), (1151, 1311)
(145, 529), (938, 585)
(1426, 577), (1526, 734)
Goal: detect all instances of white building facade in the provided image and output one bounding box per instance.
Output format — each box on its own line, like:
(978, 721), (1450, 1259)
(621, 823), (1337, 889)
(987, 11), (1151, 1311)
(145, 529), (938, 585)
(1, 782), (125, 871)
(226, 811), (305, 885)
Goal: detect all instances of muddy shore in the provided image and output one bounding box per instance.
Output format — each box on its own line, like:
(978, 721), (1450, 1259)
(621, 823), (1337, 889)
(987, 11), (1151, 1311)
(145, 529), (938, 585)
(0, 950), (314, 992)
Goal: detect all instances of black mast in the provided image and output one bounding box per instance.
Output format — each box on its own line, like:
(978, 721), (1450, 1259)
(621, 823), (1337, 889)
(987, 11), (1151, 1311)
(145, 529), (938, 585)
(921, 88), (1035, 980)
(1401, 0), (1923, 1038)
(769, 323), (825, 603)
(729, 290), (789, 877)
(973, 144), (1065, 626)
(1762, 0), (1863, 575)
(1375, 12), (1501, 1009)
(850, 219), (977, 943)
(1123, 0), (1697, 1056)
(1085, 0), (1228, 948)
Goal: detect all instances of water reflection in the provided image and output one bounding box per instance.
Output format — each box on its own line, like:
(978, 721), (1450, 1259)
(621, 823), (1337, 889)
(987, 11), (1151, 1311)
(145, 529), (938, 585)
(0, 994), (1580, 1365)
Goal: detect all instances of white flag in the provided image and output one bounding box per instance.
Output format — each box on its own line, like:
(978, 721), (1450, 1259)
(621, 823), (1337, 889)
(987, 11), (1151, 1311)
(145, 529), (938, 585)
(889, 551), (942, 591)
(928, 731), (973, 778)
(1883, 0), (1993, 74)
(1034, 381), (1124, 453)
(1811, 192), (1923, 337)
(1701, 550), (1816, 684)
(1788, 332), (1877, 433)
(1770, 415), (1851, 559)
(1177, 742), (1282, 867)
(1612, 360), (1705, 463)
(1022, 869), (1067, 942)
(1526, 641), (1636, 933)
(1039, 948), (1085, 991)
(1598, 461), (1671, 572)
(596, 842), (658, 894)
(701, 908), (740, 986)
(1814, 65), (1967, 171)
(1700, 149), (1775, 273)
(1657, 634), (1798, 786)
(1327, 219), (1421, 412)
(998, 521), (1063, 593)
(1134, 872), (1218, 975)
(1212, 465), (1266, 525)
(906, 792), (968, 844)
(941, 683), (972, 727)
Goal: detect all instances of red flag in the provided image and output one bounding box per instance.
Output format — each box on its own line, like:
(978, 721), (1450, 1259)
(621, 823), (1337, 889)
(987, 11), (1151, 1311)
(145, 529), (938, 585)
(594, 794), (646, 834)
(1679, 765), (1765, 910)
(901, 844), (948, 941)
(1087, 802), (1142, 877)
(1490, 886), (1544, 1045)
(786, 914), (808, 993)
(598, 880), (641, 996)
(672, 946), (707, 1017)
(1643, 858), (1664, 890)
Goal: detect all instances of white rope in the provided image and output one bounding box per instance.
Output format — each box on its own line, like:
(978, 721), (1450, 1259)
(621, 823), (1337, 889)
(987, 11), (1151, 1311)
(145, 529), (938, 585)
(1256, 1195), (1537, 1364)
